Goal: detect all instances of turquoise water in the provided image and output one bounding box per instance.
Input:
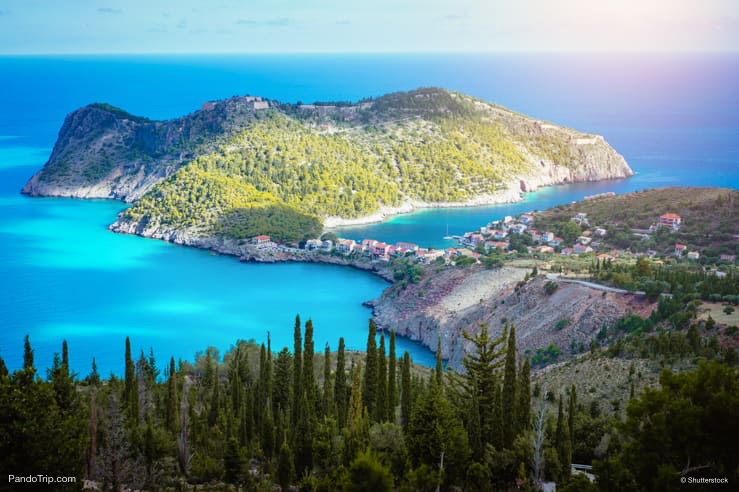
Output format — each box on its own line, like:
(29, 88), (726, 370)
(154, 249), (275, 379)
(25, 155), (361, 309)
(0, 54), (736, 375)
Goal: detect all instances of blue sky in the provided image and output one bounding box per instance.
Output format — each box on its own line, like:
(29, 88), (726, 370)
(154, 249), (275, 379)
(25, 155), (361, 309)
(0, 0), (737, 54)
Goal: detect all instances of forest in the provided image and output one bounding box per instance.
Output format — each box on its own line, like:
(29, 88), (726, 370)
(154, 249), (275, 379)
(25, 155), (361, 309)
(1, 312), (736, 491)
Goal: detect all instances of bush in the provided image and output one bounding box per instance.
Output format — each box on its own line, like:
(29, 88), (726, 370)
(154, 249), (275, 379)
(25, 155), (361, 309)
(544, 280), (559, 295)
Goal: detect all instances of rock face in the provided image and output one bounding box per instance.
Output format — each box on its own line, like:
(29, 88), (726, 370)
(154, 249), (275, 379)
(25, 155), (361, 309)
(370, 267), (655, 371)
(22, 97), (271, 201)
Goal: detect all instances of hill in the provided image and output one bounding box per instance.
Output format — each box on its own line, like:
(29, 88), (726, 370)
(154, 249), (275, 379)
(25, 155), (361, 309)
(23, 88), (632, 243)
(534, 187), (738, 261)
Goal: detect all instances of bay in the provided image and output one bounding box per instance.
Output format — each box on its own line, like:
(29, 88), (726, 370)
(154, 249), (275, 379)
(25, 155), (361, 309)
(0, 53), (736, 375)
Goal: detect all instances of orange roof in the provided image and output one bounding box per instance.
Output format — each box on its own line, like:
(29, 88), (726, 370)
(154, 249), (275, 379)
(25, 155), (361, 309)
(675, 243), (687, 249)
(661, 213), (681, 219)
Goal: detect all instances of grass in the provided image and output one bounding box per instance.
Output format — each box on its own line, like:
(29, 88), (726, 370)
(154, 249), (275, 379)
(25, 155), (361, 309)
(697, 302), (739, 326)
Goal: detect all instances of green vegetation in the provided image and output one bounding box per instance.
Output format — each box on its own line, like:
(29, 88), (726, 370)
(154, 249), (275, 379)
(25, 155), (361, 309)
(536, 187), (738, 261)
(113, 88), (619, 242)
(89, 102), (154, 123)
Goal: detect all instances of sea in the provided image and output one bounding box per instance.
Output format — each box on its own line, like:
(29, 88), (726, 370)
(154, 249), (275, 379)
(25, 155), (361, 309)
(0, 53), (737, 376)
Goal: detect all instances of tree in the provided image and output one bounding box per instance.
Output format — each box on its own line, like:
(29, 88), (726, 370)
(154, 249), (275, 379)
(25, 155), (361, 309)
(502, 325), (518, 448)
(335, 337), (347, 429)
(344, 362), (370, 465)
(292, 315), (302, 426)
(458, 324), (508, 449)
(323, 343), (333, 417)
(363, 320), (378, 421)
(601, 362), (739, 490)
(516, 357), (531, 436)
(387, 331), (397, 423)
(346, 451), (394, 492)
(407, 384), (471, 487)
(123, 337), (138, 423)
(165, 357), (179, 434)
(375, 334), (387, 422)
(277, 439), (294, 490)
(400, 351), (412, 430)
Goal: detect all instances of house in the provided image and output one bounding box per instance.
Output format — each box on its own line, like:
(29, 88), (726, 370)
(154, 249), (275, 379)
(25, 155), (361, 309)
(386, 245), (398, 256)
(686, 251), (700, 260)
(659, 213), (682, 230)
(417, 249), (444, 264)
(371, 242), (389, 256)
(361, 239), (378, 249)
(548, 237), (564, 247)
(445, 248), (460, 258)
(541, 231), (555, 243)
(577, 236), (592, 245)
(646, 249), (658, 258)
(595, 228), (607, 237)
(519, 214), (534, 225)
(321, 240), (333, 251)
(304, 239), (322, 251)
(510, 224), (527, 234)
(251, 235), (271, 245)
(674, 243), (687, 257)
(503, 216), (514, 224)
(485, 241), (509, 252)
(536, 246), (555, 254)
(597, 253), (615, 262)
(468, 233), (485, 246)
(719, 254), (736, 263)
(351, 243), (365, 254)
(573, 244), (593, 255)
(492, 229), (508, 240)
(335, 239), (356, 255)
(561, 247), (574, 256)
(396, 242), (419, 252)
(572, 213), (589, 226)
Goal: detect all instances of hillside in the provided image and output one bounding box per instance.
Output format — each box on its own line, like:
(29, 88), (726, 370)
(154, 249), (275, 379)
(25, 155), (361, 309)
(23, 88), (632, 243)
(370, 265), (656, 371)
(534, 187), (738, 260)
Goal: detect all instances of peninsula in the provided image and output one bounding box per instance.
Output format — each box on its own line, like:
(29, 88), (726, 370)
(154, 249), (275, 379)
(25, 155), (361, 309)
(23, 88), (632, 245)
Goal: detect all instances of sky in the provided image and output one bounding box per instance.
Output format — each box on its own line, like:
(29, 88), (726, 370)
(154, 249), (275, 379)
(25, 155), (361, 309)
(0, 0), (737, 54)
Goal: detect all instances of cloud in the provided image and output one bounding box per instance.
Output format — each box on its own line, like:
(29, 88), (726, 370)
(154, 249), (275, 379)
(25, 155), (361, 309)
(97, 7), (123, 15)
(236, 17), (293, 27)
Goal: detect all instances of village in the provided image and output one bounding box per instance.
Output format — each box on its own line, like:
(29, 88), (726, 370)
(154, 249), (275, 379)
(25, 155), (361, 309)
(246, 208), (714, 268)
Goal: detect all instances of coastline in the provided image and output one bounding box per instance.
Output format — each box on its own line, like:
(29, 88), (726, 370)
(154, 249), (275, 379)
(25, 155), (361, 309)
(324, 187), (524, 228)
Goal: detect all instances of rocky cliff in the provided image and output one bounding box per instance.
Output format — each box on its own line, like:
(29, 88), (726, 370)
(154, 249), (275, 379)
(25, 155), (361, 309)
(370, 266), (655, 371)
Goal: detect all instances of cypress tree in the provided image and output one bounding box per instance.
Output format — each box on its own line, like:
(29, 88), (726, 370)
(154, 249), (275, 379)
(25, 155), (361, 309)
(400, 351), (411, 430)
(492, 381), (503, 449)
(335, 337), (347, 428)
(516, 357), (531, 436)
(502, 324), (517, 448)
(123, 336), (138, 422)
(166, 357), (179, 434)
(208, 365), (220, 427)
(555, 396), (571, 480)
(387, 331), (397, 423)
(277, 439), (294, 490)
(61, 340), (69, 369)
(434, 336), (443, 386)
(362, 319), (378, 419)
(568, 385), (576, 450)
(89, 357), (100, 386)
(344, 362), (370, 465)
(303, 319), (316, 408)
(323, 343), (333, 417)
(273, 348), (292, 417)
(0, 353), (8, 379)
(23, 334), (34, 372)
(292, 315), (302, 426)
(375, 334), (387, 422)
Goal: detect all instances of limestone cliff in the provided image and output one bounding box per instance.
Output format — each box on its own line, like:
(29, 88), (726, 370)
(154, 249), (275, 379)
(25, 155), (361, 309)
(370, 267), (655, 371)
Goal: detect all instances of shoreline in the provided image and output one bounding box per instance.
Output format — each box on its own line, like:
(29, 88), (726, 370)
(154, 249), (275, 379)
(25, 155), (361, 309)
(323, 187), (524, 229)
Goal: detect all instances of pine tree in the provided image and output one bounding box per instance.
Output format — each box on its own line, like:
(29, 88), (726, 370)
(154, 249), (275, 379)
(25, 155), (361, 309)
(492, 382), (503, 449)
(460, 324), (507, 449)
(568, 385), (576, 452)
(376, 334), (387, 422)
(502, 324), (517, 448)
(400, 351), (411, 430)
(387, 331), (397, 423)
(362, 319), (378, 419)
(0, 353), (7, 379)
(166, 357), (179, 434)
(88, 357), (100, 386)
(18, 334), (35, 385)
(335, 338), (347, 429)
(516, 357), (531, 436)
(208, 365), (220, 428)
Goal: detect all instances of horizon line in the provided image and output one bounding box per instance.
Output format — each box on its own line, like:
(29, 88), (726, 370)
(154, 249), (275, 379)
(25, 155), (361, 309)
(1, 48), (738, 57)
